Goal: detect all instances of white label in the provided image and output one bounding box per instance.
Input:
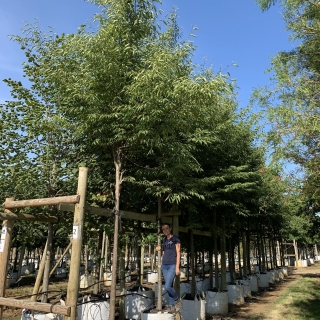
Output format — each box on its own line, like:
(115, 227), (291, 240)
(1, 227), (7, 240)
(72, 225), (79, 239)
(0, 239), (4, 252)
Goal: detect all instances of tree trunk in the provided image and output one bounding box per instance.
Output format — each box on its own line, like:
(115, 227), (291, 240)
(17, 244), (26, 279)
(242, 231), (247, 277)
(190, 230), (195, 297)
(213, 210), (219, 290)
(109, 148), (122, 320)
(156, 196), (162, 311)
(220, 215), (227, 291)
(293, 239), (299, 267)
(119, 240), (126, 320)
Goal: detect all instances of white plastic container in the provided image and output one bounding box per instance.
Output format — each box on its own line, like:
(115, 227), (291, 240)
(55, 267), (67, 279)
(103, 272), (112, 286)
(195, 277), (210, 293)
(239, 278), (251, 298)
(147, 272), (158, 284)
(281, 266), (288, 277)
(125, 286), (154, 319)
(180, 293), (205, 320)
(78, 295), (109, 320)
(249, 274), (259, 292)
(257, 273), (269, 288)
(6, 274), (12, 289)
(125, 270), (131, 282)
(80, 274), (94, 289)
(267, 270), (275, 284)
(141, 310), (174, 320)
(205, 289), (228, 316)
(227, 282), (244, 305)
(180, 281), (191, 297)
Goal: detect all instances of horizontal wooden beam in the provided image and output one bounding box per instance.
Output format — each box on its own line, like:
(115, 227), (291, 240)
(59, 203), (158, 222)
(58, 203), (214, 236)
(0, 212), (60, 222)
(0, 297), (71, 316)
(3, 195), (80, 209)
(178, 227), (211, 237)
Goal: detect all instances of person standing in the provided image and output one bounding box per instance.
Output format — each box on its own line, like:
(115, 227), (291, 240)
(156, 223), (181, 313)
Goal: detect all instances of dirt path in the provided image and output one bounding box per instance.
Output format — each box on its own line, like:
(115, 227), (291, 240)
(230, 263), (320, 320)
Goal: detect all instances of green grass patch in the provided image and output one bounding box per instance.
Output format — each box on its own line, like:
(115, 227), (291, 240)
(272, 273), (320, 319)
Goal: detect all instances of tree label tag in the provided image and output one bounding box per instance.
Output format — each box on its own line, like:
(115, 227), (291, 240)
(0, 240), (4, 252)
(1, 227), (7, 240)
(73, 225), (79, 240)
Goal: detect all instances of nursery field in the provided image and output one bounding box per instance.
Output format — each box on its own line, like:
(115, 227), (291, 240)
(234, 263), (320, 320)
(2, 263), (320, 320)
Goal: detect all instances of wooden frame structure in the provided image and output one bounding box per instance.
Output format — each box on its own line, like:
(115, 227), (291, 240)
(0, 167), (88, 320)
(0, 166), (213, 320)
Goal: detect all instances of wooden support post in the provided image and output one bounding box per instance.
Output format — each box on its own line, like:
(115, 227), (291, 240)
(41, 223), (53, 303)
(49, 241), (72, 278)
(66, 167), (88, 320)
(31, 242), (48, 302)
(99, 231), (106, 292)
(0, 198), (15, 320)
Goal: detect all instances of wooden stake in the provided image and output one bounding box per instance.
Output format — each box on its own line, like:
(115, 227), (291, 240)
(31, 241), (48, 302)
(0, 198), (15, 320)
(41, 223), (53, 303)
(66, 167), (88, 320)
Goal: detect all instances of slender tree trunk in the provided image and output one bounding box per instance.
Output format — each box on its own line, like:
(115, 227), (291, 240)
(156, 196), (162, 311)
(242, 231), (247, 277)
(84, 245), (88, 274)
(213, 213), (219, 290)
(220, 215), (227, 291)
(94, 230), (103, 294)
(293, 239), (299, 267)
(246, 232), (251, 274)
(109, 148), (122, 320)
(104, 235), (109, 269)
(119, 240), (126, 320)
(268, 237), (273, 269)
(272, 236), (277, 268)
(229, 238), (234, 283)
(209, 245), (213, 289)
(140, 244), (145, 285)
(17, 244), (26, 279)
(237, 238), (241, 279)
(260, 231), (266, 272)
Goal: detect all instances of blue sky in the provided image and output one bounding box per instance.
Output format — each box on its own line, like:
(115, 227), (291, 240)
(0, 0), (292, 110)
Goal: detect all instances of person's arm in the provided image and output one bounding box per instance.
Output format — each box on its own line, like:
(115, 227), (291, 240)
(175, 242), (181, 275)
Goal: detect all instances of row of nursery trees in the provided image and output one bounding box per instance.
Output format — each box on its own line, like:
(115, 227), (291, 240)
(1, 0), (320, 317)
